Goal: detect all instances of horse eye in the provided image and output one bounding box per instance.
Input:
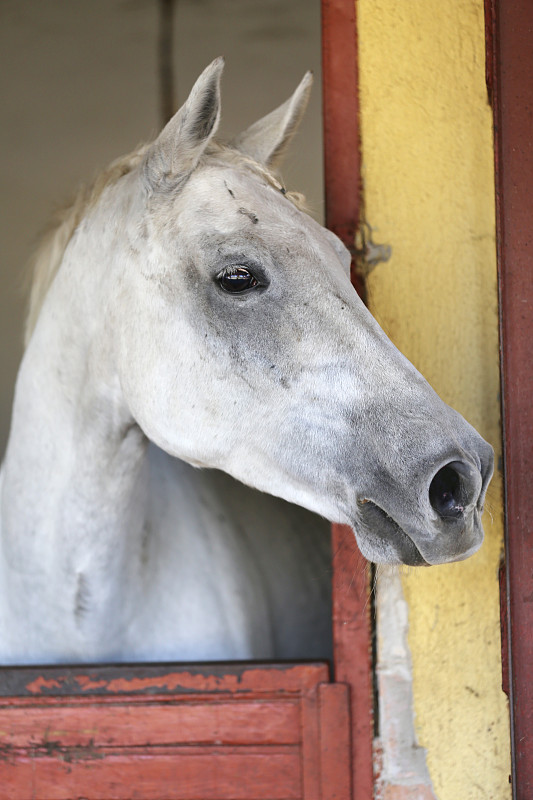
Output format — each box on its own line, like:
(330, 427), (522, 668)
(217, 266), (259, 293)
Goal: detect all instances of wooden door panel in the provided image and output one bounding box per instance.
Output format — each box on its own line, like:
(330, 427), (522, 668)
(0, 700), (301, 748)
(0, 662), (352, 800)
(0, 750), (301, 800)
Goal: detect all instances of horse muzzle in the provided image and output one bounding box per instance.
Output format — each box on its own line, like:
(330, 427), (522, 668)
(352, 441), (494, 566)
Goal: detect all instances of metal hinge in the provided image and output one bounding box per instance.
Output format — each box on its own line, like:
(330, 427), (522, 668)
(354, 221), (392, 278)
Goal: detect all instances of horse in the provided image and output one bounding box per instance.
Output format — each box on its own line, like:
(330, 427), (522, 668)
(0, 58), (493, 666)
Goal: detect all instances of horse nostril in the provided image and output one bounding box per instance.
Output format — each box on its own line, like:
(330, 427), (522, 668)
(429, 462), (472, 519)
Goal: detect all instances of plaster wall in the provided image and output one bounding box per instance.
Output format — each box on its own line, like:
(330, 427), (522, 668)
(356, 0), (510, 797)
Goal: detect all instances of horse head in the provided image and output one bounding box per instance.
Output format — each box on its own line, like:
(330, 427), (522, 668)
(112, 58), (493, 566)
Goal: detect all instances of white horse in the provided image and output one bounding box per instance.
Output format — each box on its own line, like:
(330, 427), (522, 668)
(0, 59), (493, 666)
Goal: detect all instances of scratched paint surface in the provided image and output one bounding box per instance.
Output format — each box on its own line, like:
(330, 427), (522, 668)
(0, 662), (348, 799)
(0, 662), (329, 699)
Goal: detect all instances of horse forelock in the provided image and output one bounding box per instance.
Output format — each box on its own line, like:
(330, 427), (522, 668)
(24, 139), (305, 347)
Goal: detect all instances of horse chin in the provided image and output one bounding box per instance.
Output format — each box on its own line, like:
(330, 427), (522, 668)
(352, 501), (430, 566)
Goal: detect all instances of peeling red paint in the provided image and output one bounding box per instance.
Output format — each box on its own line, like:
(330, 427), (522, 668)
(94, 666), (327, 696)
(0, 664), (352, 798)
(16, 664), (330, 698)
(25, 677), (63, 694)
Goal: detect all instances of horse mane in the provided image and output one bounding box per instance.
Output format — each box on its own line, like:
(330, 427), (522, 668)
(24, 140), (306, 347)
(24, 145), (149, 346)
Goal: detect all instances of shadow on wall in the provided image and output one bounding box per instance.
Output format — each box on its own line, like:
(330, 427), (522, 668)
(0, 0), (323, 458)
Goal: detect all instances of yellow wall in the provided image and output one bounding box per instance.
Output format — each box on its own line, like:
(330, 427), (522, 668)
(355, 1), (510, 797)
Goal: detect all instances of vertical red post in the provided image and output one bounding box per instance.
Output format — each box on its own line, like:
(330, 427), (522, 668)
(487, 1), (533, 797)
(322, 2), (374, 797)
(331, 525), (374, 799)
(321, 0), (364, 297)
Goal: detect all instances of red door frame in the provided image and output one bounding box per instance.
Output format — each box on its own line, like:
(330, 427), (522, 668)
(322, 1), (374, 797)
(487, 1), (533, 797)
(321, 0), (364, 299)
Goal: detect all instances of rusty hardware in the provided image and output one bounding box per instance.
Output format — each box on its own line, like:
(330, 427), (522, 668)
(354, 222), (392, 277)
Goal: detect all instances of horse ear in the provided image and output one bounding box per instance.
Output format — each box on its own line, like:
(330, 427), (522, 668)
(143, 57), (224, 193)
(231, 72), (313, 169)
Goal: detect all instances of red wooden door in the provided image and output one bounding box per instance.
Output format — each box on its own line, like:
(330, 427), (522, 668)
(0, 663), (352, 800)
(0, 2), (373, 798)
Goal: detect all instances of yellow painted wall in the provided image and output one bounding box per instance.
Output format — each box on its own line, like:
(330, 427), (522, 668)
(355, 1), (511, 797)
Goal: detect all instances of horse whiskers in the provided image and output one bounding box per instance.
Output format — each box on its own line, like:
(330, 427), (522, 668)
(484, 504), (495, 525)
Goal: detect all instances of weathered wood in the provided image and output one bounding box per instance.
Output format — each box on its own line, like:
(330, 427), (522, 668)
(487, 0), (533, 796)
(0, 750), (301, 800)
(331, 524), (374, 799)
(322, 1), (373, 794)
(0, 662), (329, 698)
(318, 683), (352, 800)
(321, 0), (363, 298)
(0, 662), (356, 799)
(0, 700), (300, 748)
(301, 681), (322, 800)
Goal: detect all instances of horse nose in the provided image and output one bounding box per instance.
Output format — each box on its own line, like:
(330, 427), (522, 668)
(429, 460), (483, 520)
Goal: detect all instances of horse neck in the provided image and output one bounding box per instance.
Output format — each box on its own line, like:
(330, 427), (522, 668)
(0, 177), (150, 660)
